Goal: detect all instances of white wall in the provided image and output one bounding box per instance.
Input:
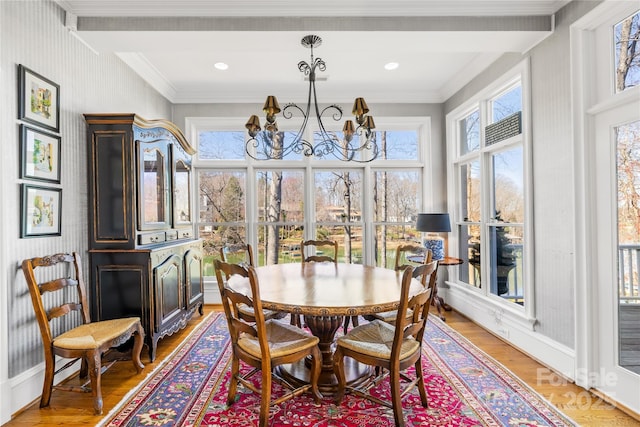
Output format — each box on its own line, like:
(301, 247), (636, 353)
(0, 1), (172, 422)
(443, 0), (601, 376)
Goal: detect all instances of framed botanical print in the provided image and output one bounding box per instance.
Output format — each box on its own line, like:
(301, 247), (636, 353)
(18, 64), (60, 133)
(20, 124), (61, 183)
(21, 184), (62, 238)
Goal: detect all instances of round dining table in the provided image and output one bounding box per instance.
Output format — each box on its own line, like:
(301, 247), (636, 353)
(226, 262), (424, 394)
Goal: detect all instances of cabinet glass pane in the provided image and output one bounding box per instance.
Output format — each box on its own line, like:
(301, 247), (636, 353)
(174, 160), (190, 223)
(142, 147), (165, 224)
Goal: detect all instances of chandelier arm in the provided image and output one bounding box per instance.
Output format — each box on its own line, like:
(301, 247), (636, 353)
(243, 34), (379, 161)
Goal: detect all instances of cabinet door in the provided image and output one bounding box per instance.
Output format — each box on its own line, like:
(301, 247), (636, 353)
(137, 138), (171, 231)
(173, 145), (192, 227)
(184, 247), (203, 309)
(153, 253), (182, 332)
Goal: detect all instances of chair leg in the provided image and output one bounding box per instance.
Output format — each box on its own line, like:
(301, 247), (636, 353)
(389, 367), (405, 427)
(79, 356), (88, 379)
(131, 326), (145, 373)
(40, 354), (55, 408)
(415, 358), (428, 408)
(87, 350), (104, 415)
(259, 366), (272, 427)
(309, 346), (323, 403)
(332, 347), (346, 404)
(227, 356), (240, 406)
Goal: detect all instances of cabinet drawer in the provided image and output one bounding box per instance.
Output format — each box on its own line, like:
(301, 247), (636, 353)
(139, 232), (166, 245)
(166, 230), (178, 241)
(177, 229), (193, 239)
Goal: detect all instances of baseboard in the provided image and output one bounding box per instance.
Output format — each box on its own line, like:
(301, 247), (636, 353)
(443, 282), (577, 380)
(2, 359), (79, 424)
(203, 280), (220, 305)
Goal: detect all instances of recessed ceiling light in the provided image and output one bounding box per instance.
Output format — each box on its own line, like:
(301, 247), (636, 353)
(214, 62), (229, 70)
(384, 62), (399, 71)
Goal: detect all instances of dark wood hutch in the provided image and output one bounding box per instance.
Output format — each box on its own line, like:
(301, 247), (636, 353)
(84, 113), (204, 361)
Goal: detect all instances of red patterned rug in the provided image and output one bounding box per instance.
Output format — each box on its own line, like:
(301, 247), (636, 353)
(98, 313), (575, 426)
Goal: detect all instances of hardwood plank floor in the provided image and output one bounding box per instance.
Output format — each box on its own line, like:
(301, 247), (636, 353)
(3, 306), (639, 426)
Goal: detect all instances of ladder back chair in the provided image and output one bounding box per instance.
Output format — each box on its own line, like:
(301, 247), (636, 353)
(300, 239), (338, 264)
(333, 261), (438, 427)
(367, 247), (433, 325)
(214, 259), (323, 427)
(395, 245), (432, 272)
(219, 243), (286, 322)
(297, 239), (350, 329)
(219, 243), (255, 267)
(21, 252), (144, 415)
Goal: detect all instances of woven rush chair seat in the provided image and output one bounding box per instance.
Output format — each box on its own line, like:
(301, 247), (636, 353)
(336, 320), (420, 360)
(53, 318), (142, 350)
(21, 252), (144, 415)
(238, 320), (320, 358)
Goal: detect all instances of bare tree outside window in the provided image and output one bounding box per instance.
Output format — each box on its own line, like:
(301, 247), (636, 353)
(615, 11), (640, 92)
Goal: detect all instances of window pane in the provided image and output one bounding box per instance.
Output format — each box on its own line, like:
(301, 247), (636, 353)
(314, 170), (363, 221)
(490, 85), (522, 123)
(316, 225), (364, 264)
(199, 171), (246, 222)
(489, 224), (524, 303)
(459, 109), (480, 155)
(373, 171), (420, 222)
(198, 131), (245, 160)
(614, 11), (640, 92)
(377, 130), (419, 160)
(254, 131), (305, 160)
(256, 170), (304, 265)
(459, 224), (481, 288)
(200, 225), (246, 276)
(374, 225), (422, 269)
(460, 161), (481, 222)
(492, 147), (524, 223)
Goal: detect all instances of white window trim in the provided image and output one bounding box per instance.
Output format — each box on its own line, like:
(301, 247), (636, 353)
(571, 0), (640, 392)
(187, 116), (432, 270)
(445, 58), (536, 330)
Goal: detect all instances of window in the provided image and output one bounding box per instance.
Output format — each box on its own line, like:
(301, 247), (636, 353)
(614, 10), (640, 93)
(192, 120), (427, 275)
(449, 63), (529, 308)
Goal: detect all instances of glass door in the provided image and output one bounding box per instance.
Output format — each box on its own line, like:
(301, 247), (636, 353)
(594, 104), (640, 408)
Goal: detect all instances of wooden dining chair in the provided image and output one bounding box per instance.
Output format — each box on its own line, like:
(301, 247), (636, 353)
(218, 244), (285, 322)
(214, 259), (323, 427)
(21, 252), (145, 415)
(300, 239), (338, 264)
(333, 261), (438, 427)
(367, 247), (434, 325)
(394, 245), (432, 272)
(219, 243), (255, 267)
(297, 239), (350, 329)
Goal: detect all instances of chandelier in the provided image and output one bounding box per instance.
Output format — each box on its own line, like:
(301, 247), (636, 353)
(244, 35), (378, 162)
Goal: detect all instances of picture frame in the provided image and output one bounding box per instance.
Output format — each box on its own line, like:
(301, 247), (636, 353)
(21, 184), (62, 238)
(20, 124), (61, 183)
(18, 64), (60, 133)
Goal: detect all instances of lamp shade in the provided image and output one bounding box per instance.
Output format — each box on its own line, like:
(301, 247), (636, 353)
(416, 213), (451, 233)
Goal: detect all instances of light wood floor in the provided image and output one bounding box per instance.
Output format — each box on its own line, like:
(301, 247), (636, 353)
(3, 306), (639, 426)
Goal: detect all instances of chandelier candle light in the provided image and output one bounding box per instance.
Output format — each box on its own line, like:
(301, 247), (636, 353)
(245, 35), (378, 162)
(416, 213), (451, 261)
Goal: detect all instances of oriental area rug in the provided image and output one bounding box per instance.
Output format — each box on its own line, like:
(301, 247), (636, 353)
(98, 313), (576, 427)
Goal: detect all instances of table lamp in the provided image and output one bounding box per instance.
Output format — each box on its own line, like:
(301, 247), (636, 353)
(416, 213), (451, 261)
